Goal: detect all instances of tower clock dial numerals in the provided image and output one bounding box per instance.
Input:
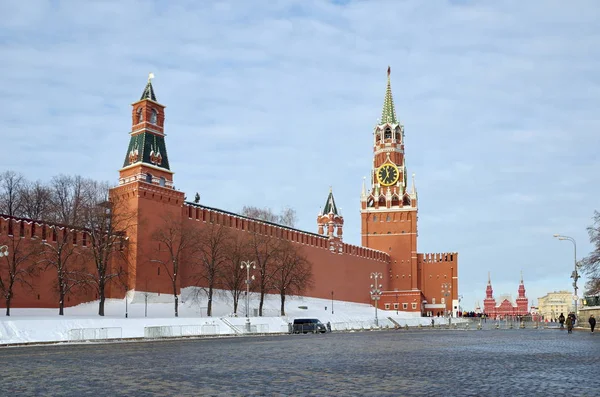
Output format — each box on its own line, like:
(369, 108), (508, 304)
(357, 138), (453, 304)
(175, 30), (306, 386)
(377, 164), (399, 186)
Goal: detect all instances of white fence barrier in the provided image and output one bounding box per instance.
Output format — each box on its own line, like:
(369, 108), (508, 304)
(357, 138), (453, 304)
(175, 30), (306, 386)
(69, 327), (122, 341)
(144, 324), (222, 338)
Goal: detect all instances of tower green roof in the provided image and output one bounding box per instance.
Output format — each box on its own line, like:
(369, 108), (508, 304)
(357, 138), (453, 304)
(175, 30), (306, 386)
(380, 66), (398, 125)
(323, 188), (339, 215)
(140, 80), (157, 101)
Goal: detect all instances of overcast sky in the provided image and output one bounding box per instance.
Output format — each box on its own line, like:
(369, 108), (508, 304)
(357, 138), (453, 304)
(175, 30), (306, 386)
(2, 0), (599, 310)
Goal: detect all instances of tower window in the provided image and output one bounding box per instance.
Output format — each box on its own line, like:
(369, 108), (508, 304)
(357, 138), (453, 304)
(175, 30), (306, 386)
(384, 128), (392, 139)
(146, 173), (153, 183)
(150, 109), (158, 124)
(372, 215), (377, 222)
(137, 108), (144, 123)
(159, 177), (166, 187)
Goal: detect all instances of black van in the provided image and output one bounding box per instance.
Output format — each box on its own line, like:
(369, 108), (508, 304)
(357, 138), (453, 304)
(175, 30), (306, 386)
(292, 318), (327, 334)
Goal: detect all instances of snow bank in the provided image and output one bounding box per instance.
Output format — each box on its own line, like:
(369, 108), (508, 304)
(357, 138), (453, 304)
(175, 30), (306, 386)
(0, 288), (461, 345)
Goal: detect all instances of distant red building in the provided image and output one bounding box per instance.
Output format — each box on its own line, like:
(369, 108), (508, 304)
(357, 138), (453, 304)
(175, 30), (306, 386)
(483, 272), (529, 319)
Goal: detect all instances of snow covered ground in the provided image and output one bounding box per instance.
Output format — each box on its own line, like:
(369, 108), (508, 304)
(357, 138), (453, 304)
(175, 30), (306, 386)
(0, 287), (461, 345)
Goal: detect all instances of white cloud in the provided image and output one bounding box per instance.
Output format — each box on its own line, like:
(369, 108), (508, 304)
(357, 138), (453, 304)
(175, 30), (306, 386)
(1, 0), (599, 311)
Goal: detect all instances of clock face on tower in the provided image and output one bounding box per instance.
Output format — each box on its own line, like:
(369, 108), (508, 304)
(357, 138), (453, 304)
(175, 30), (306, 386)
(377, 164), (400, 186)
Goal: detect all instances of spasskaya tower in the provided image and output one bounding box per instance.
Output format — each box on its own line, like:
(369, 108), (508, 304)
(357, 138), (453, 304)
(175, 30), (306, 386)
(360, 67), (457, 315)
(361, 67), (418, 293)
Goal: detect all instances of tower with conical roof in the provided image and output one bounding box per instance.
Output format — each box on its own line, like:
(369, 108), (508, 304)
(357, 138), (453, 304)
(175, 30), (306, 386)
(119, 73), (173, 187)
(317, 188), (344, 253)
(110, 74), (185, 296)
(361, 67), (418, 292)
(516, 271), (528, 315)
(483, 272), (496, 316)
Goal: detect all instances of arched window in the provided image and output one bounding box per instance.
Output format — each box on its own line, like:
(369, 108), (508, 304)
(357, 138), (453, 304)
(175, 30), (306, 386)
(159, 177), (166, 187)
(384, 128), (392, 139)
(136, 108), (144, 123)
(150, 109), (158, 124)
(145, 173), (153, 183)
(372, 215), (377, 222)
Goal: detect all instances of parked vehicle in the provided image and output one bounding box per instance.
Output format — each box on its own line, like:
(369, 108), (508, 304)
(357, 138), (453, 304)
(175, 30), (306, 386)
(292, 318), (327, 334)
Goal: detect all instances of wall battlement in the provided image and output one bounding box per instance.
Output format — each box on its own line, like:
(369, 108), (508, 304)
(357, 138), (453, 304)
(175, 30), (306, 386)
(183, 202), (389, 263)
(1, 214), (92, 246)
(421, 252), (458, 263)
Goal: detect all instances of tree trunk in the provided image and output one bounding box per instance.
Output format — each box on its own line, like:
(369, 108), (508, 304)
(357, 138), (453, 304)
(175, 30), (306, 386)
(233, 295), (238, 315)
(173, 280), (179, 317)
(59, 294), (65, 316)
(5, 298), (11, 316)
(259, 291), (265, 316)
(98, 295), (105, 316)
(280, 293), (286, 316)
(207, 286), (213, 317)
(98, 280), (106, 316)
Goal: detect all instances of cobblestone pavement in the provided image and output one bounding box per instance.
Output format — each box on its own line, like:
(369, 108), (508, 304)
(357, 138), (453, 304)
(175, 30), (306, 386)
(0, 329), (598, 397)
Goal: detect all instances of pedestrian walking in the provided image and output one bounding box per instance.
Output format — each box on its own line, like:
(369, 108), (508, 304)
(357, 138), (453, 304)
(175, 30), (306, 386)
(566, 315), (573, 334)
(558, 313), (565, 330)
(326, 321), (332, 333)
(589, 315), (596, 333)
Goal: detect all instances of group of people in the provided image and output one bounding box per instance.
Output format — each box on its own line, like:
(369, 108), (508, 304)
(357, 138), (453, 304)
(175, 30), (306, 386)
(558, 312), (596, 333)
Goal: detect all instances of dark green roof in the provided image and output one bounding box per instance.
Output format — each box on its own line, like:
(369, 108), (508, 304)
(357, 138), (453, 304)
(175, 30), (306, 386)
(123, 131), (170, 170)
(323, 189), (339, 215)
(140, 81), (157, 101)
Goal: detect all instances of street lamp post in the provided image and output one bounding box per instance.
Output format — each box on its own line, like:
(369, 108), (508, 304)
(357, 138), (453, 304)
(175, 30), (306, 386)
(553, 234), (579, 320)
(441, 282), (452, 317)
(331, 291), (334, 314)
(240, 260), (255, 318)
(370, 272), (383, 327)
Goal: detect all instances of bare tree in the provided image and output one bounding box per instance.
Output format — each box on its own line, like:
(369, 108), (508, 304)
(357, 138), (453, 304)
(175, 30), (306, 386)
(0, 221), (43, 315)
(19, 180), (52, 221)
(0, 170), (25, 217)
(151, 215), (200, 317)
(221, 234), (250, 316)
(240, 206), (297, 227)
(193, 222), (231, 317)
(80, 181), (133, 316)
(582, 210), (600, 295)
(279, 207), (297, 228)
(271, 240), (314, 315)
(247, 228), (280, 316)
(42, 174), (89, 315)
(46, 174), (87, 225)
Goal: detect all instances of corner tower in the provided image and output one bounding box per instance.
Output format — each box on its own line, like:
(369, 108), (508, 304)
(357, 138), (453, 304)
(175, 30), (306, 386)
(361, 67), (418, 292)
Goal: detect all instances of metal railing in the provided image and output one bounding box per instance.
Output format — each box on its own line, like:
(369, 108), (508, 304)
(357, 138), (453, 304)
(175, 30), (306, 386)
(69, 327), (123, 341)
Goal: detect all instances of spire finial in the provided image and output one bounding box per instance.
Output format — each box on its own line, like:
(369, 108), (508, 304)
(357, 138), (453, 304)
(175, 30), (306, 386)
(387, 65), (391, 77)
(148, 72), (155, 82)
(520, 270), (523, 284)
(488, 271), (491, 284)
(329, 185), (332, 193)
(411, 173), (416, 195)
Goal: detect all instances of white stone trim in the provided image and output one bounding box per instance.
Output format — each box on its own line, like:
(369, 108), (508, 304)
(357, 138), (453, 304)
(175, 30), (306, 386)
(119, 162), (174, 174)
(130, 127), (166, 137)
